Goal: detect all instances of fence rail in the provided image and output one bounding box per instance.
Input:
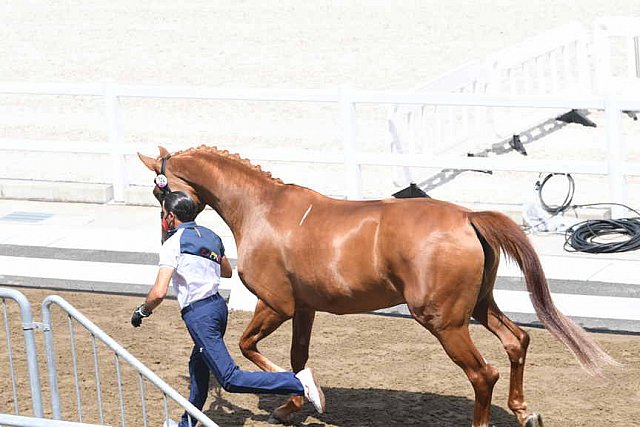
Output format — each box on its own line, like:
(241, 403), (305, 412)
(1, 81), (639, 216)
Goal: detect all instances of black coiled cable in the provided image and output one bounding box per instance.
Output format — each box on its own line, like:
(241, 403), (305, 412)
(564, 216), (640, 253)
(537, 173), (575, 214)
(563, 203), (640, 253)
(535, 174), (640, 253)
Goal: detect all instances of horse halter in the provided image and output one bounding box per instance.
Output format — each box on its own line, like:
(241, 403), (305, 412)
(154, 155), (172, 199)
(155, 155), (173, 241)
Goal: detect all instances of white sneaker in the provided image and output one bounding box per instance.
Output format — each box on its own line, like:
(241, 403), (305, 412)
(162, 419), (179, 427)
(295, 368), (326, 413)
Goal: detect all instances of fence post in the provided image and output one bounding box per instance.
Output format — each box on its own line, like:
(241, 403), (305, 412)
(339, 85), (362, 199)
(105, 82), (127, 203)
(605, 96), (626, 219)
(0, 288), (44, 418)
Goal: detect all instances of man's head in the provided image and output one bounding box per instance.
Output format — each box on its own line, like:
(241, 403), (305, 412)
(162, 191), (198, 232)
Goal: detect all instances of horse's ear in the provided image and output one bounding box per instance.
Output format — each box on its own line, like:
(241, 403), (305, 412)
(137, 152), (158, 172)
(158, 146), (170, 157)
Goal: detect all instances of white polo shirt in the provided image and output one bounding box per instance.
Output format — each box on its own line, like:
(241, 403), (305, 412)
(158, 222), (225, 309)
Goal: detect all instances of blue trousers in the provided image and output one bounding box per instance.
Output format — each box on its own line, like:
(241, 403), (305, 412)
(179, 293), (303, 427)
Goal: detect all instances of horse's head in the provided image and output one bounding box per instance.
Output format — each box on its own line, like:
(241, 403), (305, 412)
(138, 146), (206, 239)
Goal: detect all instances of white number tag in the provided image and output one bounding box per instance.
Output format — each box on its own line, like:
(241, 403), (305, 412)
(155, 174), (168, 188)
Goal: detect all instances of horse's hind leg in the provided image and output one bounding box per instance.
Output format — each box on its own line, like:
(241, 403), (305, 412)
(473, 297), (542, 427)
(429, 324), (500, 427)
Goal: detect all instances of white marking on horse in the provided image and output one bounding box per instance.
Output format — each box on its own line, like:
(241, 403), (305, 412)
(328, 218), (373, 295)
(299, 204), (313, 226)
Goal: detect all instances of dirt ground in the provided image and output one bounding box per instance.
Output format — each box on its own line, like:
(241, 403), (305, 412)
(1, 286), (639, 427)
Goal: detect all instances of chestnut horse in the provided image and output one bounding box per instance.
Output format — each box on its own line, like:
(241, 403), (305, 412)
(139, 145), (615, 427)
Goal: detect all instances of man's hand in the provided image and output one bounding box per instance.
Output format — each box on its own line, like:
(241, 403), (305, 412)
(131, 304), (152, 327)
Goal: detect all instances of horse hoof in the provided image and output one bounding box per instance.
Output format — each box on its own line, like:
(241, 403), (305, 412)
(267, 412), (291, 425)
(524, 413), (544, 427)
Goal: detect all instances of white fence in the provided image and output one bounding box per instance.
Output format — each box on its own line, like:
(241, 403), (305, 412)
(0, 83), (639, 215)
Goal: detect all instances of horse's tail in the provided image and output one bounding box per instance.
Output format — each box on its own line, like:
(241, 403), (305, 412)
(468, 210), (618, 376)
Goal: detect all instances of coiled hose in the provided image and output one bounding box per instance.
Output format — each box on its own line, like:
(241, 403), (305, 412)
(535, 173), (640, 253)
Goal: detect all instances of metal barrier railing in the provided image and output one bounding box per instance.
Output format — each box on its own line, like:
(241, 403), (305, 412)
(41, 295), (217, 427)
(0, 288), (218, 427)
(0, 414), (108, 427)
(0, 288), (44, 418)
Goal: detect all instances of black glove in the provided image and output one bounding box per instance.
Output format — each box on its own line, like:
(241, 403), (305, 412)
(131, 304), (152, 327)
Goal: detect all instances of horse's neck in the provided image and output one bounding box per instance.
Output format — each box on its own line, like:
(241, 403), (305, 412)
(180, 156), (279, 239)
(212, 185), (275, 241)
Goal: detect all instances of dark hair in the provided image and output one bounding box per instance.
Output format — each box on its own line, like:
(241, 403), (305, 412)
(163, 191), (197, 222)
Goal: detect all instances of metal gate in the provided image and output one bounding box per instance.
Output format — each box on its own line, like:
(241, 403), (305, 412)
(0, 287), (218, 427)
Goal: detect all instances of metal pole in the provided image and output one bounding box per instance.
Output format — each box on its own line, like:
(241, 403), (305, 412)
(0, 288), (44, 418)
(114, 354), (126, 427)
(68, 317), (83, 422)
(2, 297), (20, 414)
(339, 85), (362, 200)
(42, 297), (62, 419)
(605, 96), (627, 219)
(90, 335), (104, 425)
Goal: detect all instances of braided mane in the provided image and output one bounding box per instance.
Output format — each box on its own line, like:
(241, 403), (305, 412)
(171, 145), (284, 184)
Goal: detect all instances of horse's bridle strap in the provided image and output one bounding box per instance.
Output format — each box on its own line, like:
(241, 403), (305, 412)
(155, 156), (171, 195)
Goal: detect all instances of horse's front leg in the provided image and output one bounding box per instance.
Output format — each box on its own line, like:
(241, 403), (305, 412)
(238, 300), (304, 424)
(239, 299), (290, 372)
(268, 308), (317, 423)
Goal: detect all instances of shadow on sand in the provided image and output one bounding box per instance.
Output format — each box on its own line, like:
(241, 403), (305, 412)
(202, 385), (519, 426)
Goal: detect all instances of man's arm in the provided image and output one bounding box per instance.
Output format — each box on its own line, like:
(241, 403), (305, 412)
(144, 266), (175, 312)
(131, 266), (174, 327)
(220, 256), (233, 278)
